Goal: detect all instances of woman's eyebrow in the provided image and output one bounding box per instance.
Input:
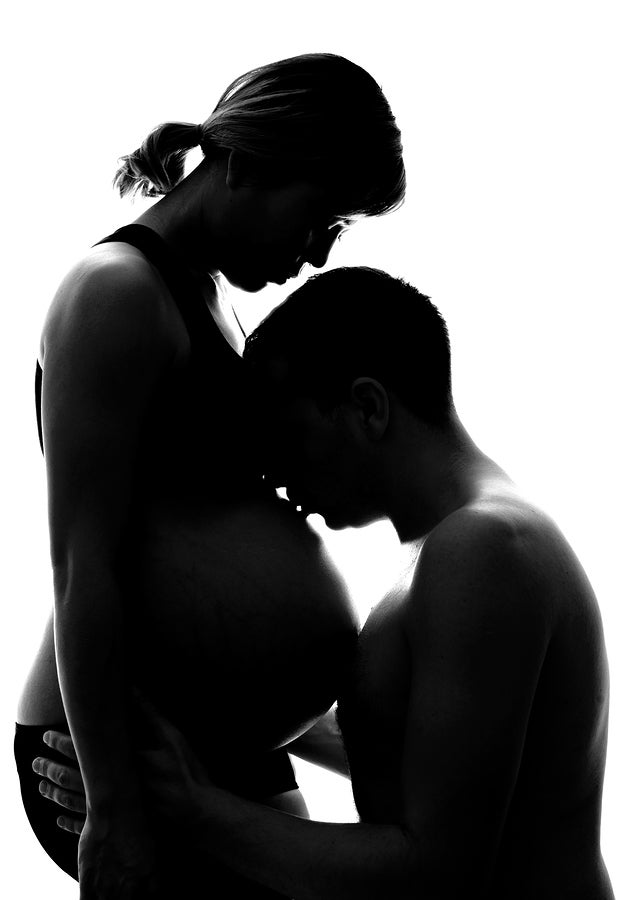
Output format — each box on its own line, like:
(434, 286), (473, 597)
(329, 216), (356, 229)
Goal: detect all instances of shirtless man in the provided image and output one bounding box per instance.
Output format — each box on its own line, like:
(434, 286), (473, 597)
(35, 267), (614, 898)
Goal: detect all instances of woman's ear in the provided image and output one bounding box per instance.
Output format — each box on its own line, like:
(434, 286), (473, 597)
(226, 150), (256, 189)
(350, 378), (389, 440)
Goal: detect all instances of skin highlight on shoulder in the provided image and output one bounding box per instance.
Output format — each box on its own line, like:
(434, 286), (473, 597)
(40, 243), (189, 372)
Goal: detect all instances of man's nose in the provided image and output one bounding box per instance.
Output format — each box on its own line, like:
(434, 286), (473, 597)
(303, 224), (344, 269)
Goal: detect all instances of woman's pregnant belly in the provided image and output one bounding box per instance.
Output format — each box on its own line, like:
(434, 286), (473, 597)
(128, 496), (358, 755)
(18, 496), (358, 755)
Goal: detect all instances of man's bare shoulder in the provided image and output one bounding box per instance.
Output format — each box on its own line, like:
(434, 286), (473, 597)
(405, 486), (569, 635)
(423, 485), (563, 569)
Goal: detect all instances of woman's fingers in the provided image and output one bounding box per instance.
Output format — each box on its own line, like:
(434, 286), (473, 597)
(43, 729), (78, 761)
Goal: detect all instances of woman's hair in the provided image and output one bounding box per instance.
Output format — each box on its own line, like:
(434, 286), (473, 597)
(113, 53), (405, 217)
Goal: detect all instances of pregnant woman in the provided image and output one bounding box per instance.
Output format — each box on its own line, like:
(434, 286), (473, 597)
(14, 52), (405, 899)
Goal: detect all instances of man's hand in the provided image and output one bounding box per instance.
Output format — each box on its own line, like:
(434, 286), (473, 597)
(33, 730), (86, 834)
(33, 697), (211, 835)
(33, 730), (159, 898)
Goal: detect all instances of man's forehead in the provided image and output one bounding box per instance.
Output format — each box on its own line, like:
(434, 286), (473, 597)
(262, 357), (291, 384)
(255, 356), (303, 400)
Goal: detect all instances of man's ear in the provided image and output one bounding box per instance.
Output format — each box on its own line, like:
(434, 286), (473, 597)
(350, 378), (389, 440)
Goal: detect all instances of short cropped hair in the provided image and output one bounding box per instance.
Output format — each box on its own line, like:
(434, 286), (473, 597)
(114, 53), (405, 219)
(244, 267), (453, 427)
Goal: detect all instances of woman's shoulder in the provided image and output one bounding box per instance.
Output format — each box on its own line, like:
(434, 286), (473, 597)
(40, 241), (189, 366)
(51, 240), (172, 319)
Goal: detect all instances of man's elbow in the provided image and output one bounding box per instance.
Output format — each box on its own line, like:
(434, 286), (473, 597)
(396, 828), (492, 900)
(384, 826), (424, 899)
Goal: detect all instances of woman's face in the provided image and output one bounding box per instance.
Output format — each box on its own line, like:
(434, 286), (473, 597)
(216, 173), (352, 293)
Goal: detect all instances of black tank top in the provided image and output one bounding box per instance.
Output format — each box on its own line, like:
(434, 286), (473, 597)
(34, 225), (297, 803)
(36, 224), (271, 506)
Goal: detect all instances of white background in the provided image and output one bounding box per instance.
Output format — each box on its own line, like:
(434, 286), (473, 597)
(1, 1), (625, 896)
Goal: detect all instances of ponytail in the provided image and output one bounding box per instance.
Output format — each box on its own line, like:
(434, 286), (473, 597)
(113, 53), (405, 216)
(113, 121), (204, 199)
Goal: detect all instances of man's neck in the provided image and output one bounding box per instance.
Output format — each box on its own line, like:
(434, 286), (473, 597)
(385, 416), (509, 543)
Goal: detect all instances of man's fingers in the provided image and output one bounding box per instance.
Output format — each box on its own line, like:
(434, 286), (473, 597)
(43, 729), (78, 761)
(38, 776), (87, 815)
(32, 756), (84, 793)
(56, 813), (84, 835)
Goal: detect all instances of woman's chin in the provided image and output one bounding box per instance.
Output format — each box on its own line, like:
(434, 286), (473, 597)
(224, 272), (269, 293)
(217, 262), (267, 292)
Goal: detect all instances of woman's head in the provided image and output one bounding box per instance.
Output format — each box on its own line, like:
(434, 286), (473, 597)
(114, 53), (405, 220)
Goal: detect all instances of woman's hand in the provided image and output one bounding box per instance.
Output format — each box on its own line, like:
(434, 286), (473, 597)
(77, 809), (158, 900)
(33, 730), (86, 834)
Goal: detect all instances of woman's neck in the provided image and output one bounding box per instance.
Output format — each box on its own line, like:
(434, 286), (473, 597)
(132, 178), (246, 355)
(133, 163), (222, 279)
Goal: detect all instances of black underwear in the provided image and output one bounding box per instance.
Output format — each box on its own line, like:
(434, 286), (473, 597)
(14, 723), (80, 879)
(15, 722), (296, 896)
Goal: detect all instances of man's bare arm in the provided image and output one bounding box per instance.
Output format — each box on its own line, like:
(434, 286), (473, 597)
(397, 510), (551, 892)
(285, 708), (350, 778)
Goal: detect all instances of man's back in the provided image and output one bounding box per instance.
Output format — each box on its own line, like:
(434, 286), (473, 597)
(339, 479), (613, 898)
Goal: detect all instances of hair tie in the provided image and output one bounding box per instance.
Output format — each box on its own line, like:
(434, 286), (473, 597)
(195, 124), (204, 146)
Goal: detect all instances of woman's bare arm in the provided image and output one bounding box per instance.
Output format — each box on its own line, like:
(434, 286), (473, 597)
(41, 249), (180, 898)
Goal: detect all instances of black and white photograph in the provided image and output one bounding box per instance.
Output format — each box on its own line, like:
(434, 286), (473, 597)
(2, 2), (625, 897)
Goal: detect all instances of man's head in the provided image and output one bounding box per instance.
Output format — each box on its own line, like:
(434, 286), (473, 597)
(244, 267), (453, 528)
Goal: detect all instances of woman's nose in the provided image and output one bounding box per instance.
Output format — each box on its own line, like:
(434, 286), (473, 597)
(303, 224), (344, 269)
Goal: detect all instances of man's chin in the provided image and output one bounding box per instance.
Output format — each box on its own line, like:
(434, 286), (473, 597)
(294, 496), (371, 531)
(291, 503), (343, 530)
(316, 508), (356, 532)
(320, 506), (382, 532)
